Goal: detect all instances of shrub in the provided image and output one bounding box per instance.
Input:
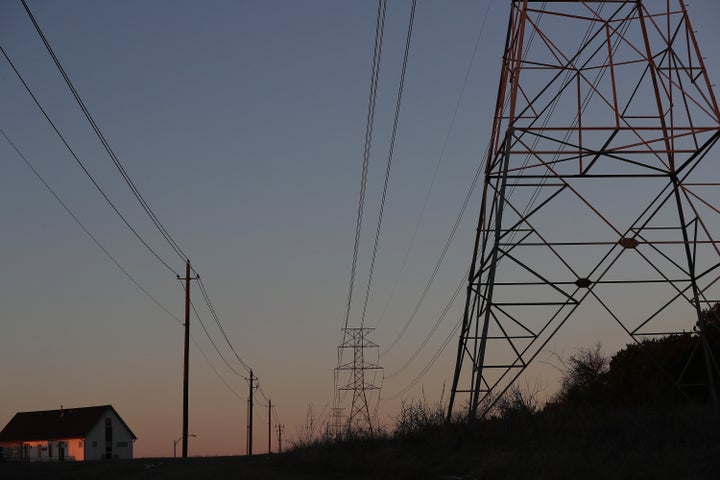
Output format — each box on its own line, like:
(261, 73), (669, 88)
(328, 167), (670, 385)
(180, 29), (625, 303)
(550, 343), (609, 408)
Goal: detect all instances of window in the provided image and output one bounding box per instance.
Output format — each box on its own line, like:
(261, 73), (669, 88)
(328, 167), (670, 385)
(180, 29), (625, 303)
(105, 417), (113, 459)
(92, 441), (97, 448)
(79, 441), (83, 448)
(116, 442), (128, 448)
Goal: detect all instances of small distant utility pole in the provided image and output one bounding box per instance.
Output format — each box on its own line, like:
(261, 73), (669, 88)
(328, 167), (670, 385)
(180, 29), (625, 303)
(276, 424), (284, 453)
(178, 259), (197, 459)
(267, 399), (272, 454)
(246, 370), (257, 455)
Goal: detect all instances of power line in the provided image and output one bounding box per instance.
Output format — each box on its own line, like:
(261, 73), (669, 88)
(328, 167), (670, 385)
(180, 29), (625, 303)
(377, 1), (494, 327)
(272, 405), (281, 425)
(191, 334), (245, 401)
(343, 0), (388, 331)
(190, 290), (277, 425)
(193, 276), (268, 401)
(13, 0), (280, 427)
(3, 101), (252, 421)
(359, 0), (417, 329)
(334, 0), (388, 421)
(195, 276), (252, 373)
(20, 0), (188, 263)
(4, 122), (250, 409)
(383, 150), (485, 355)
(188, 297), (248, 380)
(0, 42), (179, 276)
(383, 317), (462, 401)
(256, 383), (270, 403)
(385, 268), (467, 379)
(0, 126), (182, 326)
(195, 276), (279, 415)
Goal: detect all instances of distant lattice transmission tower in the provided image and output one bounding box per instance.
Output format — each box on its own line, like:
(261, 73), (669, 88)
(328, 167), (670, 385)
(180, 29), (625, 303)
(335, 327), (382, 433)
(449, 0), (720, 419)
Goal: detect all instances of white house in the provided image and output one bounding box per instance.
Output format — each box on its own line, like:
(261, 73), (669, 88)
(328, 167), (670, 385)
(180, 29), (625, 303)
(0, 405), (136, 461)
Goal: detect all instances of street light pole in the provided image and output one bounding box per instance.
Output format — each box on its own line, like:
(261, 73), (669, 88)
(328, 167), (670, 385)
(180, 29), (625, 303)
(173, 433), (197, 458)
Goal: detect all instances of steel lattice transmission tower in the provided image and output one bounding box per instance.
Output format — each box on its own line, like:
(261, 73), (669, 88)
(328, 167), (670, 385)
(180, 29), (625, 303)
(449, 0), (720, 420)
(335, 327), (383, 433)
(326, 407), (346, 438)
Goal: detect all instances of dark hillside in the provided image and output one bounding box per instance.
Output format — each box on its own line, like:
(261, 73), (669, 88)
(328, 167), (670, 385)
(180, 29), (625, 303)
(1, 403), (718, 479)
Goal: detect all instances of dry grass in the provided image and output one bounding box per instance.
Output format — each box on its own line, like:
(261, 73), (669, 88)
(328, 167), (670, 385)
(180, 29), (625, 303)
(281, 402), (720, 479)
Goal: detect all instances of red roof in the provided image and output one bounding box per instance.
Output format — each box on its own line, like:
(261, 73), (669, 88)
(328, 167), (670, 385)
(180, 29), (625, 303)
(0, 405), (136, 442)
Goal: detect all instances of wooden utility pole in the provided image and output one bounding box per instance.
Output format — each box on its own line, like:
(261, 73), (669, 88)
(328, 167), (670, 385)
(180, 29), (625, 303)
(276, 424), (284, 453)
(267, 399), (272, 454)
(247, 370), (255, 455)
(178, 260), (197, 459)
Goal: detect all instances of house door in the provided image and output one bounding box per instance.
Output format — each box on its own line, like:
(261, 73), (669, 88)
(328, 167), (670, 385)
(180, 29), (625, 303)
(58, 442), (65, 462)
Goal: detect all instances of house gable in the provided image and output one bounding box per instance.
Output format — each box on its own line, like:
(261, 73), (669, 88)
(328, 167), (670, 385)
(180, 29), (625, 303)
(84, 409), (135, 461)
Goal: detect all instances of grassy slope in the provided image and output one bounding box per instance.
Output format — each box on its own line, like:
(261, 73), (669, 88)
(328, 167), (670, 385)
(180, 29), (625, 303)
(280, 404), (720, 479)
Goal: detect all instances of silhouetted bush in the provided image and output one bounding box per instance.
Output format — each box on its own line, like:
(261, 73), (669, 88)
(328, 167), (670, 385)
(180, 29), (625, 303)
(606, 334), (695, 406)
(606, 304), (720, 406)
(547, 343), (609, 410)
(545, 304), (720, 410)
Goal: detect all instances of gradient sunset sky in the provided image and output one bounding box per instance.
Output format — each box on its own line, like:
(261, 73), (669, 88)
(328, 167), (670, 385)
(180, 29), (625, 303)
(2, 0), (720, 458)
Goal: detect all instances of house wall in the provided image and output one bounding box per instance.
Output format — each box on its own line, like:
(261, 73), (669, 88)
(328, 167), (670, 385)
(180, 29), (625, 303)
(63, 438), (85, 461)
(0, 442), (22, 461)
(84, 409), (134, 460)
(0, 439), (83, 461)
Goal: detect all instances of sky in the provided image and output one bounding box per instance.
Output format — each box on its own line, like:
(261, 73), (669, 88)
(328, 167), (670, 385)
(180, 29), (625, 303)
(1, 0), (719, 458)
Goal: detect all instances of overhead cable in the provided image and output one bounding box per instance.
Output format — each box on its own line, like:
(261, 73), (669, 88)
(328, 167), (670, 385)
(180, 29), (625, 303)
(0, 43), (179, 275)
(0, 127), (182, 326)
(192, 334), (245, 401)
(189, 298), (248, 380)
(343, 0), (388, 330)
(14, 0), (273, 412)
(383, 317), (462, 401)
(360, 0), (417, 329)
(20, 0), (188, 263)
(196, 276), (252, 373)
(383, 150), (485, 355)
(385, 268), (467, 379)
(376, 0), (493, 329)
